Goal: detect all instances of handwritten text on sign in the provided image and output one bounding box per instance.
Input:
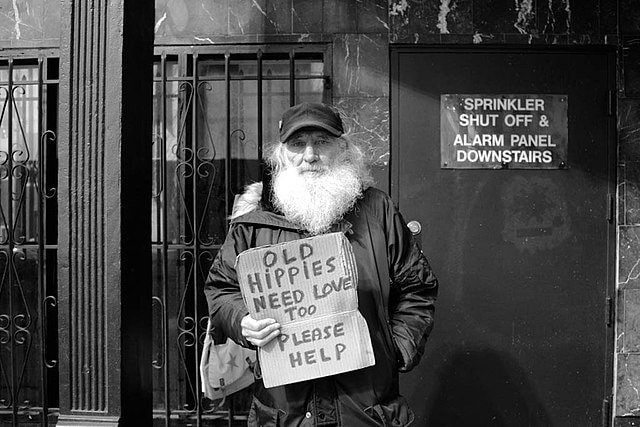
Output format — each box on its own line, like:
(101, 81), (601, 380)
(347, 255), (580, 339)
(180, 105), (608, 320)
(441, 94), (568, 169)
(236, 233), (375, 388)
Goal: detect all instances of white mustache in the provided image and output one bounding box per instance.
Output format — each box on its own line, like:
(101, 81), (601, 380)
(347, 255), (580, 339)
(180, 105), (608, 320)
(298, 165), (328, 173)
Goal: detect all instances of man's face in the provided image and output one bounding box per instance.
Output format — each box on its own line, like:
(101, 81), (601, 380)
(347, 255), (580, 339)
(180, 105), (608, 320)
(283, 129), (345, 173)
(273, 128), (363, 234)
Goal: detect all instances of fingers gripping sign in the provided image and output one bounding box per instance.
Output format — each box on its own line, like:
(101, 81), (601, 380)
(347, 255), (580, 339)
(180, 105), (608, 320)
(241, 315), (281, 347)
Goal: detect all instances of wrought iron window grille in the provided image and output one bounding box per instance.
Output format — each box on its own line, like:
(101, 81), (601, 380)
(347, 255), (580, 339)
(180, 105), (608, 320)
(151, 45), (329, 426)
(0, 54), (59, 427)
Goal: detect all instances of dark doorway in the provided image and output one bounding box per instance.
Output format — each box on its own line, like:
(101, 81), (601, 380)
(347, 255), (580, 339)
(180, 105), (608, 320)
(391, 46), (615, 426)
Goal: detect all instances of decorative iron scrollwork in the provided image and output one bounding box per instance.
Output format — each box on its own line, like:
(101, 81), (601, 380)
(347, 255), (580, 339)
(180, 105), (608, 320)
(0, 314), (10, 344)
(175, 81), (196, 246)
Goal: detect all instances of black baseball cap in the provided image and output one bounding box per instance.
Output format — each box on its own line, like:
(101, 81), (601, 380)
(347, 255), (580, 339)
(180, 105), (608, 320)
(279, 102), (344, 142)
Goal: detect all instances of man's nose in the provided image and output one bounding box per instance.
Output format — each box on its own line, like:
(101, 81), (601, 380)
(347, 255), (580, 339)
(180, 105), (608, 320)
(302, 144), (319, 162)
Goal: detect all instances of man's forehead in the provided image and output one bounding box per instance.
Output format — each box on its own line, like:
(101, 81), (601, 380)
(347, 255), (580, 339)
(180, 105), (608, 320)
(287, 129), (336, 141)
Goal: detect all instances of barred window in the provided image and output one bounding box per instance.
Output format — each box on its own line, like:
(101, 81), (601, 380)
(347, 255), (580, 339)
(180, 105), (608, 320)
(151, 45), (330, 424)
(0, 55), (59, 426)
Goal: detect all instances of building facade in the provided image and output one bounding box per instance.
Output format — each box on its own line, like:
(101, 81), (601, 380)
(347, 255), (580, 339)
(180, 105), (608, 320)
(0, 0), (638, 425)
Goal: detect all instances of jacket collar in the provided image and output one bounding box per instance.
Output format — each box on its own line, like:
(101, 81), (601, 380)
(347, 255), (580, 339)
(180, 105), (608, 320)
(230, 181), (354, 235)
(232, 208), (299, 230)
(232, 205), (354, 235)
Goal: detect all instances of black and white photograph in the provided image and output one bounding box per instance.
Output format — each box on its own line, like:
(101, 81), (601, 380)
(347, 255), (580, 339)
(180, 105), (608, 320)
(0, 1), (635, 426)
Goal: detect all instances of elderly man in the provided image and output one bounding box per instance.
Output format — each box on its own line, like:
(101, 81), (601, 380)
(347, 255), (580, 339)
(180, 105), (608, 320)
(204, 102), (438, 426)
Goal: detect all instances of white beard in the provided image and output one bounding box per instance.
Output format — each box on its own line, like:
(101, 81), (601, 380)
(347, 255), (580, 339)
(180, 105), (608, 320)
(272, 162), (364, 235)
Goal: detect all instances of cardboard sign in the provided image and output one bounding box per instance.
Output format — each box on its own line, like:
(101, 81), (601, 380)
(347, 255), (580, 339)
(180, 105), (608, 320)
(236, 232), (376, 388)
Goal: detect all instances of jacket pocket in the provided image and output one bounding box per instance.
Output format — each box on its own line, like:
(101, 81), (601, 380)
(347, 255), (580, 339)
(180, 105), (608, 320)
(247, 397), (283, 427)
(366, 395), (415, 427)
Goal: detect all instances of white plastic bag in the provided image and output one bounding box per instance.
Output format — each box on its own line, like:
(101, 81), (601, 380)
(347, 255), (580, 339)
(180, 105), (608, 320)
(200, 318), (257, 401)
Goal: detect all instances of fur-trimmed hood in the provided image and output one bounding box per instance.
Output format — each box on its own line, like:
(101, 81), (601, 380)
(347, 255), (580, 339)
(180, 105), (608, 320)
(230, 182), (263, 220)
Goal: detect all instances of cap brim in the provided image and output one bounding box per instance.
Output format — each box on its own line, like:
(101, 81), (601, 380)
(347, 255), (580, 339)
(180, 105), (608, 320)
(280, 120), (343, 142)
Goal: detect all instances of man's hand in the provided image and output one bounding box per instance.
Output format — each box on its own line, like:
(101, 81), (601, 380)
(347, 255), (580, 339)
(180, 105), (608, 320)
(241, 315), (280, 347)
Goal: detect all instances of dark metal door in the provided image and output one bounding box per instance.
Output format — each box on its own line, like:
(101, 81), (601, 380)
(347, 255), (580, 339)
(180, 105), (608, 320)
(391, 47), (615, 426)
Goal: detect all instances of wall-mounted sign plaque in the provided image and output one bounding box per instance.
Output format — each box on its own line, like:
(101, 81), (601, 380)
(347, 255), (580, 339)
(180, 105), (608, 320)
(441, 94), (568, 169)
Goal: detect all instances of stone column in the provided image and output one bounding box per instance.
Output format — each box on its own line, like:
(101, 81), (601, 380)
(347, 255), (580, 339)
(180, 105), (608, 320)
(56, 0), (154, 425)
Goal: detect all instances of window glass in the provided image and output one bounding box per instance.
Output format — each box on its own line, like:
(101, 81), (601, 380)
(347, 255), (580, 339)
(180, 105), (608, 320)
(261, 58), (324, 77)
(198, 58), (225, 78)
(0, 64), (41, 242)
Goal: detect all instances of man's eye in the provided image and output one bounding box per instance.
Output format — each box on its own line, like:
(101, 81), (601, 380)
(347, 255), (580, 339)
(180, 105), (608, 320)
(316, 139), (329, 145)
(290, 140), (304, 147)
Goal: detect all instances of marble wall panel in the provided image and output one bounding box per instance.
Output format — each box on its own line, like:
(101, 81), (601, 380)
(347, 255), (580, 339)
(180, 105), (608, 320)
(0, 0), (60, 47)
(619, 12), (640, 426)
(623, 38), (640, 99)
(600, 0), (618, 36)
(468, 33), (503, 44)
(323, 0), (389, 34)
(357, 0), (390, 33)
(620, 0), (640, 35)
(263, 0), (294, 34)
(389, 0), (428, 43)
(403, 0), (440, 35)
(435, 0), (473, 34)
(389, 0), (472, 43)
(619, 226), (640, 291)
(334, 96), (390, 164)
(411, 34), (445, 43)
(292, 0), (323, 34)
(621, 163), (627, 227)
(567, 34), (596, 44)
(370, 164), (390, 193)
(155, 0), (228, 41)
(334, 96), (389, 166)
(154, 0), (393, 41)
(620, 162), (640, 225)
(617, 354), (640, 416)
(42, 3), (60, 43)
(474, 0), (537, 36)
(324, 0), (358, 33)
(619, 99), (640, 163)
(229, 0), (266, 35)
(387, 0), (604, 44)
(335, 96), (390, 190)
(502, 33), (543, 44)
(563, 0), (598, 37)
(537, 0), (571, 35)
(536, 0), (598, 38)
(624, 289), (640, 353)
(619, 288), (627, 353)
(440, 33), (476, 43)
(333, 33), (389, 97)
(623, 161), (640, 227)
(155, 0), (298, 42)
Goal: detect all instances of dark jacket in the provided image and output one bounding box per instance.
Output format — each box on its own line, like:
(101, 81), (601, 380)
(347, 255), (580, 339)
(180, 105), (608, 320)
(204, 185), (438, 427)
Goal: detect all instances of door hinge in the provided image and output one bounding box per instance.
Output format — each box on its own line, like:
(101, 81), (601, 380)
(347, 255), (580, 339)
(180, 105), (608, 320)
(608, 90), (616, 116)
(602, 396), (611, 427)
(605, 296), (613, 328)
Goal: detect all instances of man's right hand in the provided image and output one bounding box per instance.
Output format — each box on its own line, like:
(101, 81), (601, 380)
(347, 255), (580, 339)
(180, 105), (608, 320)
(241, 315), (281, 347)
